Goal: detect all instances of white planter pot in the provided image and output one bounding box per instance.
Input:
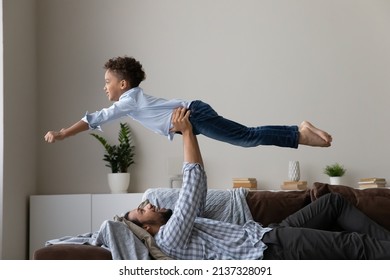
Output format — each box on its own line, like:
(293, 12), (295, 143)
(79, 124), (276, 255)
(329, 176), (341, 185)
(107, 173), (130, 193)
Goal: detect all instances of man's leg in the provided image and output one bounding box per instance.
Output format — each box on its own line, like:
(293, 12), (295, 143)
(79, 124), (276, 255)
(280, 193), (390, 241)
(262, 226), (390, 259)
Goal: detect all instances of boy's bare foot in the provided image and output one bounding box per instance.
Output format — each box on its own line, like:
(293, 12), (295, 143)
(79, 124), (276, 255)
(298, 121), (332, 147)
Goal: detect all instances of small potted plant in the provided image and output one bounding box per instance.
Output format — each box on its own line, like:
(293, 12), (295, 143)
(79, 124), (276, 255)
(91, 122), (135, 193)
(323, 163), (346, 185)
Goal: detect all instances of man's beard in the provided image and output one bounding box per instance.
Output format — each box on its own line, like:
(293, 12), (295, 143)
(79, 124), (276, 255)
(160, 209), (173, 223)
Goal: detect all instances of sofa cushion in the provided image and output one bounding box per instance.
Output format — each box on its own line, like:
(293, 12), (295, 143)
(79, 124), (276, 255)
(246, 190), (311, 226)
(311, 182), (390, 231)
(33, 244), (112, 260)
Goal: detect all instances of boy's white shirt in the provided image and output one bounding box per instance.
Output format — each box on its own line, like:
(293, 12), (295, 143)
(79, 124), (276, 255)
(82, 87), (192, 140)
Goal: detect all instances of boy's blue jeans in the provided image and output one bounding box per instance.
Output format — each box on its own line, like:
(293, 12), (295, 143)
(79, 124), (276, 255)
(188, 100), (299, 148)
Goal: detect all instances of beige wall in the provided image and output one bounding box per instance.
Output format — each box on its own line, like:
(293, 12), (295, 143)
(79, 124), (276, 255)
(2, 0), (37, 259)
(0, 0), (3, 259)
(2, 0), (390, 259)
(38, 0), (390, 195)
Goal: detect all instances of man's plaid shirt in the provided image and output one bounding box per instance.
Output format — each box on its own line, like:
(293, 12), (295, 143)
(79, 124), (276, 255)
(154, 163), (272, 259)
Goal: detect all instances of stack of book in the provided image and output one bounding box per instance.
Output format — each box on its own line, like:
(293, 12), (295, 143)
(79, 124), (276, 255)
(358, 178), (387, 189)
(233, 178), (257, 190)
(280, 181), (308, 190)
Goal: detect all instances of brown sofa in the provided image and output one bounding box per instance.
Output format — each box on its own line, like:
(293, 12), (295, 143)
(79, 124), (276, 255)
(33, 182), (390, 260)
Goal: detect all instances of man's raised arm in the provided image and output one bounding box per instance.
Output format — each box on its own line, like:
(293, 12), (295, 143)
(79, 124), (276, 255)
(170, 108), (203, 167)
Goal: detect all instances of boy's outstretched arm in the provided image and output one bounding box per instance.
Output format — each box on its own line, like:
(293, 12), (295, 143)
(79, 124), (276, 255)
(44, 120), (89, 143)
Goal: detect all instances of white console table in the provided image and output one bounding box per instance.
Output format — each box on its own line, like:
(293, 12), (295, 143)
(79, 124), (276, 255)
(29, 193), (144, 259)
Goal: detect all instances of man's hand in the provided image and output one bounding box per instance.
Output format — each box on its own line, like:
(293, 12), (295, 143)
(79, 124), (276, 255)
(170, 107), (192, 134)
(171, 107), (203, 167)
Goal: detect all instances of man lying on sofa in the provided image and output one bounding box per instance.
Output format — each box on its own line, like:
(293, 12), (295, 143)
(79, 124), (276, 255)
(125, 107), (390, 260)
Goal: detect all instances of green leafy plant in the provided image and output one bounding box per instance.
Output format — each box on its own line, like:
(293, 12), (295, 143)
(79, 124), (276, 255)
(90, 123), (135, 173)
(323, 163), (346, 177)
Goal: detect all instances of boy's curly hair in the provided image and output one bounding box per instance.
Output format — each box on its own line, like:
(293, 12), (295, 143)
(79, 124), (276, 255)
(104, 56), (146, 87)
